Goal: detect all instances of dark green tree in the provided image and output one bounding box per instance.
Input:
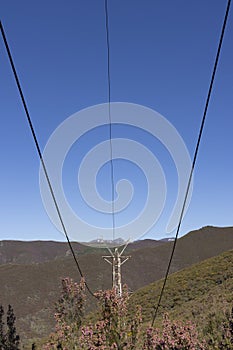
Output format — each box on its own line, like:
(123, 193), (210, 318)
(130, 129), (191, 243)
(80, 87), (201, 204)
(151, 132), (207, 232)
(5, 305), (20, 350)
(0, 305), (5, 350)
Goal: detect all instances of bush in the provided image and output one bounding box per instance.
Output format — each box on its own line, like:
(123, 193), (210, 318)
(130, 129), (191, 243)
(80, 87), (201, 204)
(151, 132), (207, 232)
(143, 314), (205, 350)
(43, 278), (210, 350)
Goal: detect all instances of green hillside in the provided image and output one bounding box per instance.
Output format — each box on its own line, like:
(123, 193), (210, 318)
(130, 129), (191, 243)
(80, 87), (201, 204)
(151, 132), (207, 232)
(130, 249), (233, 336)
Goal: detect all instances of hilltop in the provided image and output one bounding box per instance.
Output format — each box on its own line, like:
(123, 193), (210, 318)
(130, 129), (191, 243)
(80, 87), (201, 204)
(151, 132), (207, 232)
(0, 238), (163, 265)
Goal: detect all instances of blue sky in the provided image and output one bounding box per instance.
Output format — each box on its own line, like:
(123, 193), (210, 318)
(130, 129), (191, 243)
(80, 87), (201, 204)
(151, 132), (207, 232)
(0, 0), (233, 242)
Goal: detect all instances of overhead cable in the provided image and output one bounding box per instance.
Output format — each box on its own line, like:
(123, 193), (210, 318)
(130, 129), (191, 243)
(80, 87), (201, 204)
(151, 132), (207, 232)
(0, 21), (96, 298)
(151, 0), (232, 326)
(104, 0), (116, 241)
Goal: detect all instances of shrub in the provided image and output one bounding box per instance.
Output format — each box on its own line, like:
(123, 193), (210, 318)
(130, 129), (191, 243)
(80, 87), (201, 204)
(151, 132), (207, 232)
(143, 314), (205, 350)
(43, 278), (209, 350)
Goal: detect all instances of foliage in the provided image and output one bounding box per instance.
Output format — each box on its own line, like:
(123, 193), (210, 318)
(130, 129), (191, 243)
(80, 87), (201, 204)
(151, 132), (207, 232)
(203, 305), (233, 349)
(43, 277), (86, 349)
(0, 305), (20, 350)
(129, 250), (233, 324)
(43, 279), (143, 349)
(143, 314), (205, 350)
(42, 278), (211, 350)
(0, 305), (4, 350)
(80, 286), (142, 349)
(37, 250), (233, 349)
(6, 305), (20, 350)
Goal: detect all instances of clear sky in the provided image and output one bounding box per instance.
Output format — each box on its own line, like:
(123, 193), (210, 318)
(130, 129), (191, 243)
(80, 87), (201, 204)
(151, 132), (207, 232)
(0, 0), (233, 243)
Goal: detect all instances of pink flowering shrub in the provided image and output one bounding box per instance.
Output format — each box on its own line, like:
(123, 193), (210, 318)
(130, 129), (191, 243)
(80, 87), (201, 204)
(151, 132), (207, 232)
(43, 277), (215, 349)
(43, 278), (142, 349)
(43, 277), (86, 350)
(81, 286), (142, 349)
(143, 314), (205, 350)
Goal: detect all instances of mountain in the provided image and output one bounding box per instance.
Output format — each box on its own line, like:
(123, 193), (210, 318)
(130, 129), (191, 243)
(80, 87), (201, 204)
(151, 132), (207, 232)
(0, 238), (164, 265)
(0, 240), (98, 265)
(0, 225), (232, 347)
(121, 226), (233, 291)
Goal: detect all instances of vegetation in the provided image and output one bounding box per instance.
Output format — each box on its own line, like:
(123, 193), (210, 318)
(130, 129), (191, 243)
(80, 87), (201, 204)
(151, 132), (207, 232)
(42, 278), (203, 349)
(0, 304), (20, 350)
(143, 316), (205, 350)
(42, 277), (233, 349)
(130, 250), (233, 346)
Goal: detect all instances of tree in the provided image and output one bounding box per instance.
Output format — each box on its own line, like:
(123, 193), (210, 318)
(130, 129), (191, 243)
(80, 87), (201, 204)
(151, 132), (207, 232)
(5, 305), (20, 350)
(0, 305), (20, 350)
(0, 305), (5, 350)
